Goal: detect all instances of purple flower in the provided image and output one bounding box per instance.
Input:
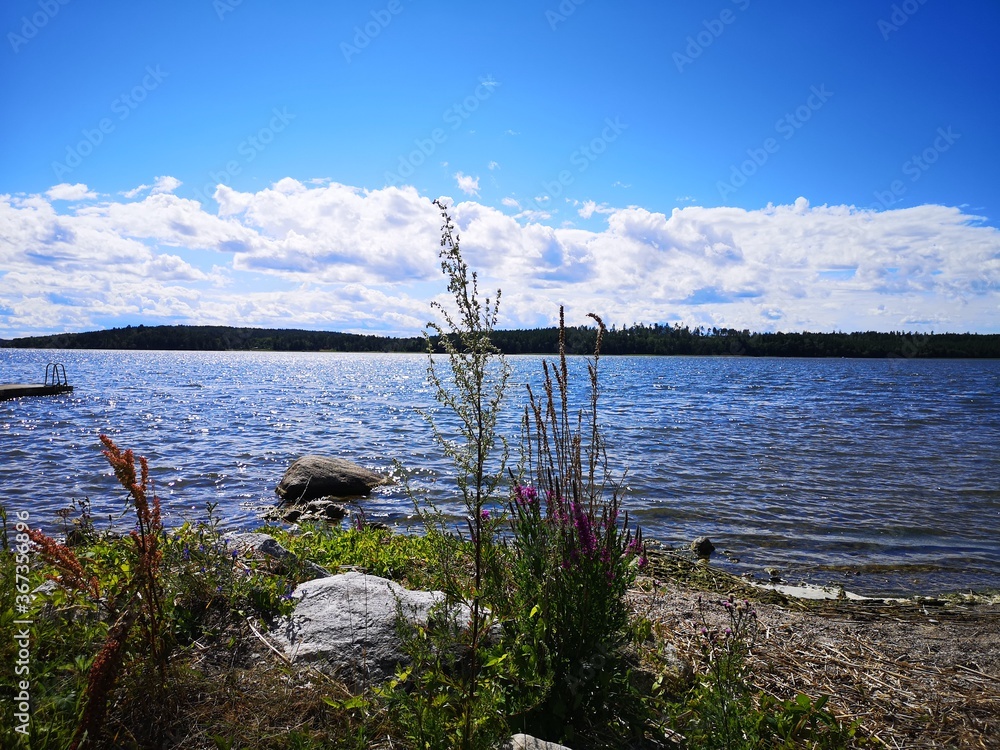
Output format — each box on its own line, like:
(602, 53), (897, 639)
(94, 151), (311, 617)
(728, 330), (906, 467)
(514, 484), (538, 507)
(480, 509), (490, 520)
(571, 501), (597, 557)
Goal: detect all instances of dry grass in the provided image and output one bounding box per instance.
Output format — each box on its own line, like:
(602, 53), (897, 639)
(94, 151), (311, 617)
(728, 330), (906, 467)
(637, 549), (1000, 749)
(99, 615), (397, 749)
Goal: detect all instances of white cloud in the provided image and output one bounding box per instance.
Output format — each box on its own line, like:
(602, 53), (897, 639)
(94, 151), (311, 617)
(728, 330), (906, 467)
(122, 175), (183, 198)
(454, 172), (480, 196)
(46, 183), (97, 201)
(1, 182), (997, 338)
(152, 175), (182, 194)
(576, 200), (614, 219)
(488, 161), (500, 171)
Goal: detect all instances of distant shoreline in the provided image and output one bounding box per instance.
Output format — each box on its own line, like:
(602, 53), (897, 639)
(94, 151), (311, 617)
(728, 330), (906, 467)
(2, 323), (1000, 358)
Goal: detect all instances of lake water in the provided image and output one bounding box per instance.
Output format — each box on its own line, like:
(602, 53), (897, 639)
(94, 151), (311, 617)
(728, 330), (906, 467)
(2, 348), (998, 597)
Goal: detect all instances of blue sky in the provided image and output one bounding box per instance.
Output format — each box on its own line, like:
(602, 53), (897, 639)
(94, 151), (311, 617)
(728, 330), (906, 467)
(1, 0), (998, 337)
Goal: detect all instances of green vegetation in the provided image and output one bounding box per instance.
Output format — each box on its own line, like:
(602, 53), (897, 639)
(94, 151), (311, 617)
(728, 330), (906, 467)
(1, 489), (875, 749)
(4, 322), (999, 358)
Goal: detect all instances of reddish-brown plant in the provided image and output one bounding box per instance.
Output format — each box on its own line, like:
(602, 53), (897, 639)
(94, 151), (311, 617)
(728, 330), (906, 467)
(70, 608), (138, 750)
(27, 527), (101, 599)
(100, 434), (167, 677)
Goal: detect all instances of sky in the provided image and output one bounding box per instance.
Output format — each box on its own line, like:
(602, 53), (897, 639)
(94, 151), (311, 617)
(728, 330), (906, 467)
(1, 0), (998, 339)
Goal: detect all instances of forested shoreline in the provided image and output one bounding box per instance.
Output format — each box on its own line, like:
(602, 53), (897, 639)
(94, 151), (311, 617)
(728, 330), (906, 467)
(2, 323), (999, 358)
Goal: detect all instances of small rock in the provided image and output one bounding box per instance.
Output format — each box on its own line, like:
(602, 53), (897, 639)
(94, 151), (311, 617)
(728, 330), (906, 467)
(225, 531), (329, 580)
(304, 497), (348, 521)
(262, 497), (348, 525)
(226, 531), (293, 561)
(690, 536), (715, 559)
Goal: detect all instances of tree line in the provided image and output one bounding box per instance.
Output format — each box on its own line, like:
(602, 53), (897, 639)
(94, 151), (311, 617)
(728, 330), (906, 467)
(2, 322), (998, 358)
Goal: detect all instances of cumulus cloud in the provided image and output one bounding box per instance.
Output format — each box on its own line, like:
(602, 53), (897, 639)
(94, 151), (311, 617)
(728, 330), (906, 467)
(454, 172), (480, 196)
(576, 199), (614, 219)
(122, 175), (183, 198)
(46, 183), (97, 201)
(0, 180), (997, 338)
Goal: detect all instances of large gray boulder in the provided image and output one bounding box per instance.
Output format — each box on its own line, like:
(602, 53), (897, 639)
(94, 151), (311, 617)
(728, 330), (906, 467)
(276, 455), (390, 502)
(267, 572), (469, 689)
(504, 734), (574, 750)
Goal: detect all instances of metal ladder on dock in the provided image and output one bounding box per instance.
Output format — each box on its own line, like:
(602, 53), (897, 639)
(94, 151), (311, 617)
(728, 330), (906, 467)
(44, 362), (70, 387)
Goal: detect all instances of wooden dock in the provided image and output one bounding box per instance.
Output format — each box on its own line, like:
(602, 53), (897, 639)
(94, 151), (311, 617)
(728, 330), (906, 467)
(0, 383), (74, 400)
(0, 363), (74, 401)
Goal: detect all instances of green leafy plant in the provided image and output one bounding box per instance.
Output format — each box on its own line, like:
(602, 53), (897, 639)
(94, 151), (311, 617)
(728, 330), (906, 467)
(680, 595), (760, 749)
(672, 594), (866, 749)
(755, 692), (866, 748)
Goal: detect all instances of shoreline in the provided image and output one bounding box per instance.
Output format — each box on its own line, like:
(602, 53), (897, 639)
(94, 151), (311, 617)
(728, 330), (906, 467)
(631, 569), (1000, 748)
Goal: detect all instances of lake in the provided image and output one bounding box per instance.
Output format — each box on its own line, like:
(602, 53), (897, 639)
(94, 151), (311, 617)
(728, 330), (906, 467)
(2, 348), (998, 596)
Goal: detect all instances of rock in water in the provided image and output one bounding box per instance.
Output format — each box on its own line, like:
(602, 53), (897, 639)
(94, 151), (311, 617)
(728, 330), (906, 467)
(690, 536), (716, 559)
(276, 455), (390, 502)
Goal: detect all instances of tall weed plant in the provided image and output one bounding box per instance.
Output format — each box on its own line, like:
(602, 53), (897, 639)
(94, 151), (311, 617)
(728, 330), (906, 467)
(396, 200), (512, 750)
(23, 435), (170, 749)
(504, 308), (647, 748)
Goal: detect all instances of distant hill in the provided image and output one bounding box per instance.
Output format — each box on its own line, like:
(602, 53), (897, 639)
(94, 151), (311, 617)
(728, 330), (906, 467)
(2, 323), (999, 358)
(0, 325), (425, 353)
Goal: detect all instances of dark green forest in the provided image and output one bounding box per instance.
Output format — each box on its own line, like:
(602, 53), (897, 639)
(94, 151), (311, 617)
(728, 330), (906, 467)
(2, 323), (999, 358)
